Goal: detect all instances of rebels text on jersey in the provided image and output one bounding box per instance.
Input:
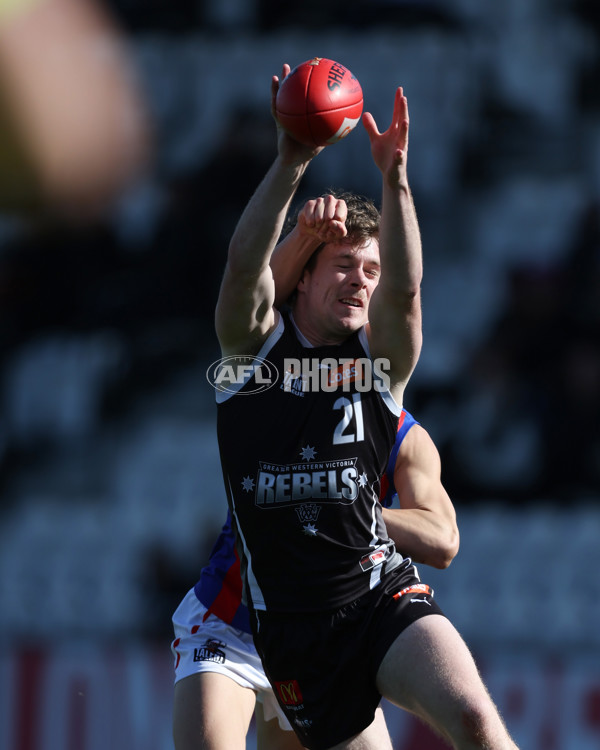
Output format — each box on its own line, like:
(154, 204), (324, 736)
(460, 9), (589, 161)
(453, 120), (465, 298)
(216, 313), (405, 613)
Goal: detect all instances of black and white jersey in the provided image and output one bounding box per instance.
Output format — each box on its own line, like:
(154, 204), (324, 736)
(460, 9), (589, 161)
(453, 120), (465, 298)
(216, 312), (403, 613)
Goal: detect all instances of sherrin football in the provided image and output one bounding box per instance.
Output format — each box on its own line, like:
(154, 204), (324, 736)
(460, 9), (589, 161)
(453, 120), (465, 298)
(275, 58), (363, 148)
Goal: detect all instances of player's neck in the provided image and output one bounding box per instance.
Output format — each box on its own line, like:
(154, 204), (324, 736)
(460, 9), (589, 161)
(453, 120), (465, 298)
(289, 309), (348, 348)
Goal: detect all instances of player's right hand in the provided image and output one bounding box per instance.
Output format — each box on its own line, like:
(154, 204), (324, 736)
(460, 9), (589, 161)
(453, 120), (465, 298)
(271, 65), (324, 163)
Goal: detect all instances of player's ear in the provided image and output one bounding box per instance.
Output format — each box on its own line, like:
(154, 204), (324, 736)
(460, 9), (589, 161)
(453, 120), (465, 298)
(296, 268), (310, 293)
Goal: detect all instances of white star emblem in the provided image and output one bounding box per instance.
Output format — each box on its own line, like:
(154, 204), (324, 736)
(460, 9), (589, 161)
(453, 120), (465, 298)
(300, 445), (317, 461)
(358, 472), (368, 487)
(241, 476), (255, 492)
(303, 523), (318, 537)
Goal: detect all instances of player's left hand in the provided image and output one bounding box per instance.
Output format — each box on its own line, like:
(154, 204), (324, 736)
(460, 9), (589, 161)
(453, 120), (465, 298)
(362, 87), (409, 188)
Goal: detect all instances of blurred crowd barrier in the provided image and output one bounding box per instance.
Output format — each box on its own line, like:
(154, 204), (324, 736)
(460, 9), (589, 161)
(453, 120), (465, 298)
(1, 642), (599, 750)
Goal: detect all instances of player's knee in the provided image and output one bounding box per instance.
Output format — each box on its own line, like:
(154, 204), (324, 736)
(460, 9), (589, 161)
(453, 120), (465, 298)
(459, 695), (502, 747)
(460, 705), (487, 744)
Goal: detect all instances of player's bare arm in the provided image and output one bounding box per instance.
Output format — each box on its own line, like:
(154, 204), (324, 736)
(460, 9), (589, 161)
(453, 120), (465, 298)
(362, 88), (423, 404)
(216, 65), (323, 358)
(382, 424), (459, 570)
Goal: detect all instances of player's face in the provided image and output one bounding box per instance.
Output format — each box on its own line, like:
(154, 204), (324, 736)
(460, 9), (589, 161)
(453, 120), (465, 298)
(295, 239), (381, 344)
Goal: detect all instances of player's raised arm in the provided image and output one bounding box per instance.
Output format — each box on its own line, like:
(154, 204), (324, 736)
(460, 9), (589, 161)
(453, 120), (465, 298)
(216, 65), (322, 358)
(362, 88), (423, 404)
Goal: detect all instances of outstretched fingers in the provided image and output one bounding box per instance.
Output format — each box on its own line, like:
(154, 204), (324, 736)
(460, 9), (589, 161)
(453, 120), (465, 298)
(362, 86), (411, 179)
(393, 87), (409, 152)
(361, 110), (380, 140)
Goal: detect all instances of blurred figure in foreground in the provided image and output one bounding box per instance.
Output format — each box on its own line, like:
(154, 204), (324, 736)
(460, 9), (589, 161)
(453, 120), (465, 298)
(0, 0), (152, 220)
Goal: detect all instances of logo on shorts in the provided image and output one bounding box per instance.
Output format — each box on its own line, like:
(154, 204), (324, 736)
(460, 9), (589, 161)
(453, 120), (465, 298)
(275, 679), (303, 706)
(193, 639), (226, 664)
(392, 583), (433, 600)
(294, 717), (314, 730)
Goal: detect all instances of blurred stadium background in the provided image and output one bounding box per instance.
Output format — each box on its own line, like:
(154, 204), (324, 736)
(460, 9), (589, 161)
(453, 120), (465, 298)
(1, 0), (599, 748)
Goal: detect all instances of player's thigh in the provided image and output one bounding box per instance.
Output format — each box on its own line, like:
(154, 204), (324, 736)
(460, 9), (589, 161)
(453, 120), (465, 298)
(376, 614), (499, 734)
(326, 706), (392, 750)
(173, 672), (256, 750)
(254, 700), (306, 750)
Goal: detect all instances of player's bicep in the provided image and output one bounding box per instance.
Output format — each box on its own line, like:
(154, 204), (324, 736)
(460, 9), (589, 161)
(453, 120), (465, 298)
(393, 425), (446, 512)
(216, 263), (277, 355)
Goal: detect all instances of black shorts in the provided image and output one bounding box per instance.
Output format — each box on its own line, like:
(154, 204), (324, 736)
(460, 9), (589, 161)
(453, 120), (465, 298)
(251, 558), (445, 750)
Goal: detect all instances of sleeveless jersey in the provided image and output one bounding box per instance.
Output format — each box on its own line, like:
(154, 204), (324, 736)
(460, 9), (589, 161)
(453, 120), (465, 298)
(194, 408), (418, 633)
(216, 312), (405, 613)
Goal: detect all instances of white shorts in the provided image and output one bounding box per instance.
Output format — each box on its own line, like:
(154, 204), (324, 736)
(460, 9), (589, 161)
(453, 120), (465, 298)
(171, 588), (292, 731)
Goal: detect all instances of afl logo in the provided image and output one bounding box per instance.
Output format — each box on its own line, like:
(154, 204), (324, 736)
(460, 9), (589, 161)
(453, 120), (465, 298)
(206, 355), (279, 395)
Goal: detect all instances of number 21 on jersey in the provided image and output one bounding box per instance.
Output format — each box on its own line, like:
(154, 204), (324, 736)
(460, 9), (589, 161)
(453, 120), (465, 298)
(333, 394), (364, 444)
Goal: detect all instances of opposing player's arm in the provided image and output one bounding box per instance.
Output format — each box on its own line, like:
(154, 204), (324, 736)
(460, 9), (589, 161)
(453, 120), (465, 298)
(382, 424), (459, 569)
(270, 195), (348, 308)
(362, 89), (423, 405)
(216, 66), (321, 357)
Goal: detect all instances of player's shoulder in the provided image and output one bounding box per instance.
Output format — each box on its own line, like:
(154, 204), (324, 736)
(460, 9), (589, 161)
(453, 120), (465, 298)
(396, 420), (440, 464)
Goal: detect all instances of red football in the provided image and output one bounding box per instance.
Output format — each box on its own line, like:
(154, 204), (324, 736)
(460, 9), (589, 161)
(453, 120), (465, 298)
(275, 58), (363, 148)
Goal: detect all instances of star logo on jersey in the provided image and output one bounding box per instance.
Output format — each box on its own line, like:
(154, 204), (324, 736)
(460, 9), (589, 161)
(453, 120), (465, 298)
(299, 445), (317, 461)
(303, 523), (318, 537)
(358, 472), (368, 488)
(241, 476), (255, 492)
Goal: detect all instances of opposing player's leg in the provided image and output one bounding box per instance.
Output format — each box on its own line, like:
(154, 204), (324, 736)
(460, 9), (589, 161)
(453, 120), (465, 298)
(172, 589), (303, 750)
(255, 700), (306, 750)
(376, 614), (518, 749)
(173, 672), (255, 750)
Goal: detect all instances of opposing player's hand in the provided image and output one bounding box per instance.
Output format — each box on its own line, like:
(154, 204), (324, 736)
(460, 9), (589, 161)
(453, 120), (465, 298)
(362, 87), (409, 188)
(297, 195), (348, 243)
(271, 65), (324, 163)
